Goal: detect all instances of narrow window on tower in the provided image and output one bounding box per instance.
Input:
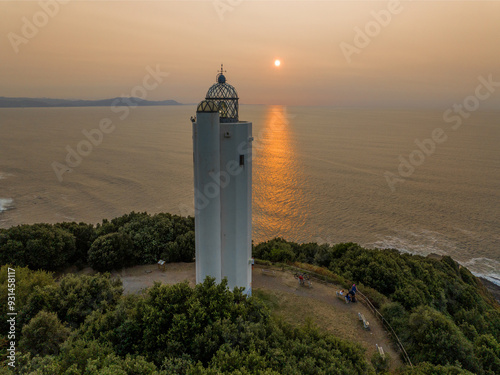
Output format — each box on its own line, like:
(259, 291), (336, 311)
(239, 154), (245, 166)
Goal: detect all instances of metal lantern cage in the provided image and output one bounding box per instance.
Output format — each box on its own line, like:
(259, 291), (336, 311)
(204, 66), (239, 123)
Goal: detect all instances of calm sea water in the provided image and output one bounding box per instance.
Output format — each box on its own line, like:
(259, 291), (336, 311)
(0, 105), (499, 285)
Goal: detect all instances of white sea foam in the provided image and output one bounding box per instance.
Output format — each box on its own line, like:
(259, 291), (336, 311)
(366, 229), (455, 257)
(0, 198), (14, 213)
(461, 258), (500, 287)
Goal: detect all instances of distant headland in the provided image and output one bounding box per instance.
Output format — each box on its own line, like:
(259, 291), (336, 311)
(0, 96), (182, 108)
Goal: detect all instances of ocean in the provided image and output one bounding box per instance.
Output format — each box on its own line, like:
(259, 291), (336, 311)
(0, 105), (499, 285)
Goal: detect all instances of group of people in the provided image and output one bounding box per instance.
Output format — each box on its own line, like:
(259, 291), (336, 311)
(338, 284), (357, 303)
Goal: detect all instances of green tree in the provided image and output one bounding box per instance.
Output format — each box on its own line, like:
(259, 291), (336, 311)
(474, 334), (500, 375)
(175, 230), (195, 262)
(253, 238), (295, 263)
(21, 273), (123, 328)
(94, 212), (194, 265)
(88, 232), (134, 272)
(118, 212), (175, 264)
(406, 306), (479, 372)
(0, 224), (75, 270)
(401, 362), (475, 375)
(371, 351), (391, 374)
(55, 273), (123, 326)
(19, 311), (70, 356)
(55, 222), (97, 266)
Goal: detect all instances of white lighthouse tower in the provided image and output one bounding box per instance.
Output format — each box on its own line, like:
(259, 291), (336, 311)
(192, 65), (253, 294)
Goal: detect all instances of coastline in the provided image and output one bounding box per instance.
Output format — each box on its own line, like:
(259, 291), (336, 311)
(479, 277), (500, 304)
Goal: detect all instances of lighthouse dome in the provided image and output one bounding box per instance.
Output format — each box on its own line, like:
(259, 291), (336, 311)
(205, 64), (239, 123)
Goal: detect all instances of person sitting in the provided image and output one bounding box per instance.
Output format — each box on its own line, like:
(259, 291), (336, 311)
(339, 289), (345, 296)
(345, 293), (351, 303)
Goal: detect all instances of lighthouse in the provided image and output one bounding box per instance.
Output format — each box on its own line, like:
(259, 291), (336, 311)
(192, 65), (253, 295)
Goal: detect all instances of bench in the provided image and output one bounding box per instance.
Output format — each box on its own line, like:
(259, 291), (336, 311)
(376, 344), (385, 358)
(358, 312), (370, 330)
(261, 269), (276, 276)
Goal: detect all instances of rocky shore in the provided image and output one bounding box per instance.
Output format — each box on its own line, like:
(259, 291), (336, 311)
(479, 277), (500, 303)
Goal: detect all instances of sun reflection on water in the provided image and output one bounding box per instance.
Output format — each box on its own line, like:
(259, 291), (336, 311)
(253, 105), (310, 242)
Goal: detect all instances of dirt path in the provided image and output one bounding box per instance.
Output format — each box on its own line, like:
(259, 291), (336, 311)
(109, 262), (196, 294)
(110, 262), (403, 369)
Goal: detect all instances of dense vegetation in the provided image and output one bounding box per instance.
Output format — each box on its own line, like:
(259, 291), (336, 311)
(0, 266), (374, 374)
(254, 238), (500, 375)
(1, 213), (499, 374)
(0, 212), (194, 272)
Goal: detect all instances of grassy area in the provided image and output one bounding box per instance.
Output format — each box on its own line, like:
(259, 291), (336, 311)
(252, 275), (404, 372)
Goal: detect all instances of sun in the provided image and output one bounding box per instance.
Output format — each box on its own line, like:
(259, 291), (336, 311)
(274, 59), (281, 67)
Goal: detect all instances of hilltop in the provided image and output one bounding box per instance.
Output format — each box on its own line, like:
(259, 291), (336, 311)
(1, 211), (499, 374)
(97, 262), (403, 371)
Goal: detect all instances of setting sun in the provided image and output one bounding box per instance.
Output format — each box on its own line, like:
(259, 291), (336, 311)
(274, 59), (281, 67)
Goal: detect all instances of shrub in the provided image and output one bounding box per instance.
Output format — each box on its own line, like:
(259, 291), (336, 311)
(371, 351), (391, 373)
(21, 273), (123, 328)
(474, 334), (500, 375)
(0, 224), (75, 270)
(254, 238), (295, 263)
(400, 362), (475, 375)
(406, 306), (479, 373)
(19, 311), (70, 356)
(88, 232), (134, 272)
(55, 222), (97, 266)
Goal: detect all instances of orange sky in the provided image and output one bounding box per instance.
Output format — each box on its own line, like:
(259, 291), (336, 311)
(1, 1), (499, 108)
